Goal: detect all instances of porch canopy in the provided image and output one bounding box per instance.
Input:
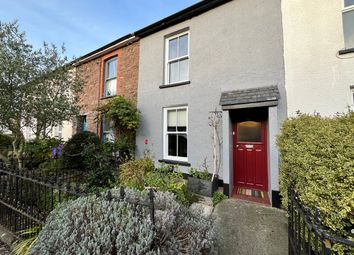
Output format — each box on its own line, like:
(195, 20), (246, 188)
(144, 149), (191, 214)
(219, 85), (280, 110)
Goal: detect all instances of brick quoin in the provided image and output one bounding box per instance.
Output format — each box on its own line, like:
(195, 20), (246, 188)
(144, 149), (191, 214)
(76, 41), (139, 137)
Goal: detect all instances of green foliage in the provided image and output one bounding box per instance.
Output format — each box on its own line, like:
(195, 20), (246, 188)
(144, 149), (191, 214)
(0, 21), (83, 164)
(98, 96), (139, 133)
(82, 144), (115, 188)
(24, 138), (61, 168)
(145, 164), (197, 206)
(212, 191), (227, 206)
(0, 132), (13, 148)
(119, 157), (154, 189)
(277, 112), (354, 243)
(12, 226), (40, 255)
(29, 189), (216, 255)
(38, 158), (64, 174)
(189, 167), (210, 181)
(63, 131), (101, 170)
(102, 135), (135, 164)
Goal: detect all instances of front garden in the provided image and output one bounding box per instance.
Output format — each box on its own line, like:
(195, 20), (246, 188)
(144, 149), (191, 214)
(0, 96), (227, 255)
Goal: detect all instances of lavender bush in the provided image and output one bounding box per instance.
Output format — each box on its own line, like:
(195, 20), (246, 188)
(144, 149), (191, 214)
(29, 189), (216, 255)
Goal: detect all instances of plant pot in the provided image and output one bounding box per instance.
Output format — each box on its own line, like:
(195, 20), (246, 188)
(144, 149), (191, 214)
(187, 176), (218, 197)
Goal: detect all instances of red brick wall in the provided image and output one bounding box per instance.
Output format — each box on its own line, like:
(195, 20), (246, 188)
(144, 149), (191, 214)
(76, 41), (139, 136)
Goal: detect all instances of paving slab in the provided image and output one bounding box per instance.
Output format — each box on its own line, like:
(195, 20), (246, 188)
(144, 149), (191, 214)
(213, 199), (288, 255)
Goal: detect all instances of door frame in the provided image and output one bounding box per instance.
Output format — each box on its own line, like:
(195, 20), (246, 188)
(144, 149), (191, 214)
(232, 119), (269, 191)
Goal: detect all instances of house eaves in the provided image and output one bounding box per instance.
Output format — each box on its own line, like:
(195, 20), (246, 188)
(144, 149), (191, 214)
(134, 0), (232, 38)
(73, 0), (232, 65)
(73, 34), (137, 66)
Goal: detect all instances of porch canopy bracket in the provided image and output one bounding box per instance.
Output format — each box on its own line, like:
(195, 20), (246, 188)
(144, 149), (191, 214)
(219, 85), (280, 110)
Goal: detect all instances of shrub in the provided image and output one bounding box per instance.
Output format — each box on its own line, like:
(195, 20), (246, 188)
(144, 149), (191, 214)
(277, 112), (354, 242)
(24, 138), (61, 168)
(189, 167), (210, 181)
(63, 131), (100, 170)
(119, 157), (155, 189)
(102, 135), (135, 164)
(29, 189), (216, 255)
(38, 158), (65, 174)
(83, 144), (115, 188)
(98, 96), (140, 133)
(212, 191), (227, 206)
(0, 132), (13, 149)
(145, 164), (197, 206)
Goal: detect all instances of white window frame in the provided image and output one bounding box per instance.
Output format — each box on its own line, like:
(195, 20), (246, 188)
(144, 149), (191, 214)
(104, 57), (117, 97)
(164, 31), (190, 85)
(343, 0), (354, 11)
(163, 106), (188, 162)
(342, 0), (354, 47)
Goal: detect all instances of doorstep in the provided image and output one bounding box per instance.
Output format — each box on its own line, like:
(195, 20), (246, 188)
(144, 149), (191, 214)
(231, 187), (271, 206)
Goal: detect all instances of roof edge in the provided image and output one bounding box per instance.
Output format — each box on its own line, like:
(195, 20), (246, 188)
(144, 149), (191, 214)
(134, 0), (232, 38)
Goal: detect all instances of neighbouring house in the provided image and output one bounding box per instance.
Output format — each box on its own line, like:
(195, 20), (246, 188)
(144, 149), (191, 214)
(23, 122), (73, 141)
(74, 35), (139, 141)
(135, 0), (286, 206)
(282, 0), (354, 116)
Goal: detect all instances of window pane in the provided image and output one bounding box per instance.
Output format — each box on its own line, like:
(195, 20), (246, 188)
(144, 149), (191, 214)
(343, 10), (354, 49)
(169, 61), (179, 84)
(167, 110), (177, 132)
(179, 59), (189, 82)
(177, 109), (187, 132)
(83, 116), (87, 131)
(169, 38), (178, 60)
(106, 58), (117, 79)
(179, 34), (188, 57)
(345, 0), (354, 7)
(177, 134), (187, 157)
(105, 78), (117, 96)
(168, 134), (177, 156)
(237, 121), (262, 142)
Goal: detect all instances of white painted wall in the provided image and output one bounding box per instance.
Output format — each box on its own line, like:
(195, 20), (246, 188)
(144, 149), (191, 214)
(137, 0), (286, 195)
(282, 0), (354, 117)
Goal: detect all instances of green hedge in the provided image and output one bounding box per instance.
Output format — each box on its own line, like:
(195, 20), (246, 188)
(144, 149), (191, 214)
(277, 112), (354, 241)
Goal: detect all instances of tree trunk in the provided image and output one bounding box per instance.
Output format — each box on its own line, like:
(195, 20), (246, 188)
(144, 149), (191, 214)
(11, 131), (25, 169)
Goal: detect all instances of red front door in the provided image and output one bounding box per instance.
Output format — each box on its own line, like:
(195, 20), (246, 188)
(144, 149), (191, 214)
(233, 120), (268, 191)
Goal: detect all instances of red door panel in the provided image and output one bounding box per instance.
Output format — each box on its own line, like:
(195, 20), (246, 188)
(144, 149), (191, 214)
(233, 121), (268, 191)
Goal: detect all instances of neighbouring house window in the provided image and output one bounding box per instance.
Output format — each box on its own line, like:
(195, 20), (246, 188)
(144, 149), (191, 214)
(53, 123), (63, 140)
(163, 107), (188, 161)
(343, 0), (354, 49)
(77, 115), (87, 132)
(104, 57), (117, 97)
(165, 31), (189, 84)
(102, 115), (115, 142)
(25, 127), (33, 140)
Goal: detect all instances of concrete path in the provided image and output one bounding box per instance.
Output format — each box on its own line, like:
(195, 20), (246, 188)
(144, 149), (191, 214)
(213, 199), (288, 255)
(0, 242), (10, 255)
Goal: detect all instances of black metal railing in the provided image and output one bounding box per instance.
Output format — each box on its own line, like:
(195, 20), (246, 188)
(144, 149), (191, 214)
(0, 162), (155, 239)
(288, 188), (354, 255)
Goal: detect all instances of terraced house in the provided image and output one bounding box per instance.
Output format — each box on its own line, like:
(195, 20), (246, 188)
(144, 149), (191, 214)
(74, 35), (139, 141)
(135, 0), (286, 206)
(74, 0), (354, 207)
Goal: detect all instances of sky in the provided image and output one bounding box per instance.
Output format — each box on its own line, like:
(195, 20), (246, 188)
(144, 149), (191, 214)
(0, 0), (199, 59)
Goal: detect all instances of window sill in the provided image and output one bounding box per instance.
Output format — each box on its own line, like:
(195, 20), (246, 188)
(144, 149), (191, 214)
(338, 48), (354, 55)
(159, 81), (190, 89)
(158, 159), (191, 167)
(100, 95), (116, 100)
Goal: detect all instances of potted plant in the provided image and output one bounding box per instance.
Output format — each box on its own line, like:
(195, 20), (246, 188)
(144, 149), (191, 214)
(187, 162), (218, 197)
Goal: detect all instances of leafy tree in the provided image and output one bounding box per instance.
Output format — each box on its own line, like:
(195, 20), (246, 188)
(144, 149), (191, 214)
(0, 21), (83, 167)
